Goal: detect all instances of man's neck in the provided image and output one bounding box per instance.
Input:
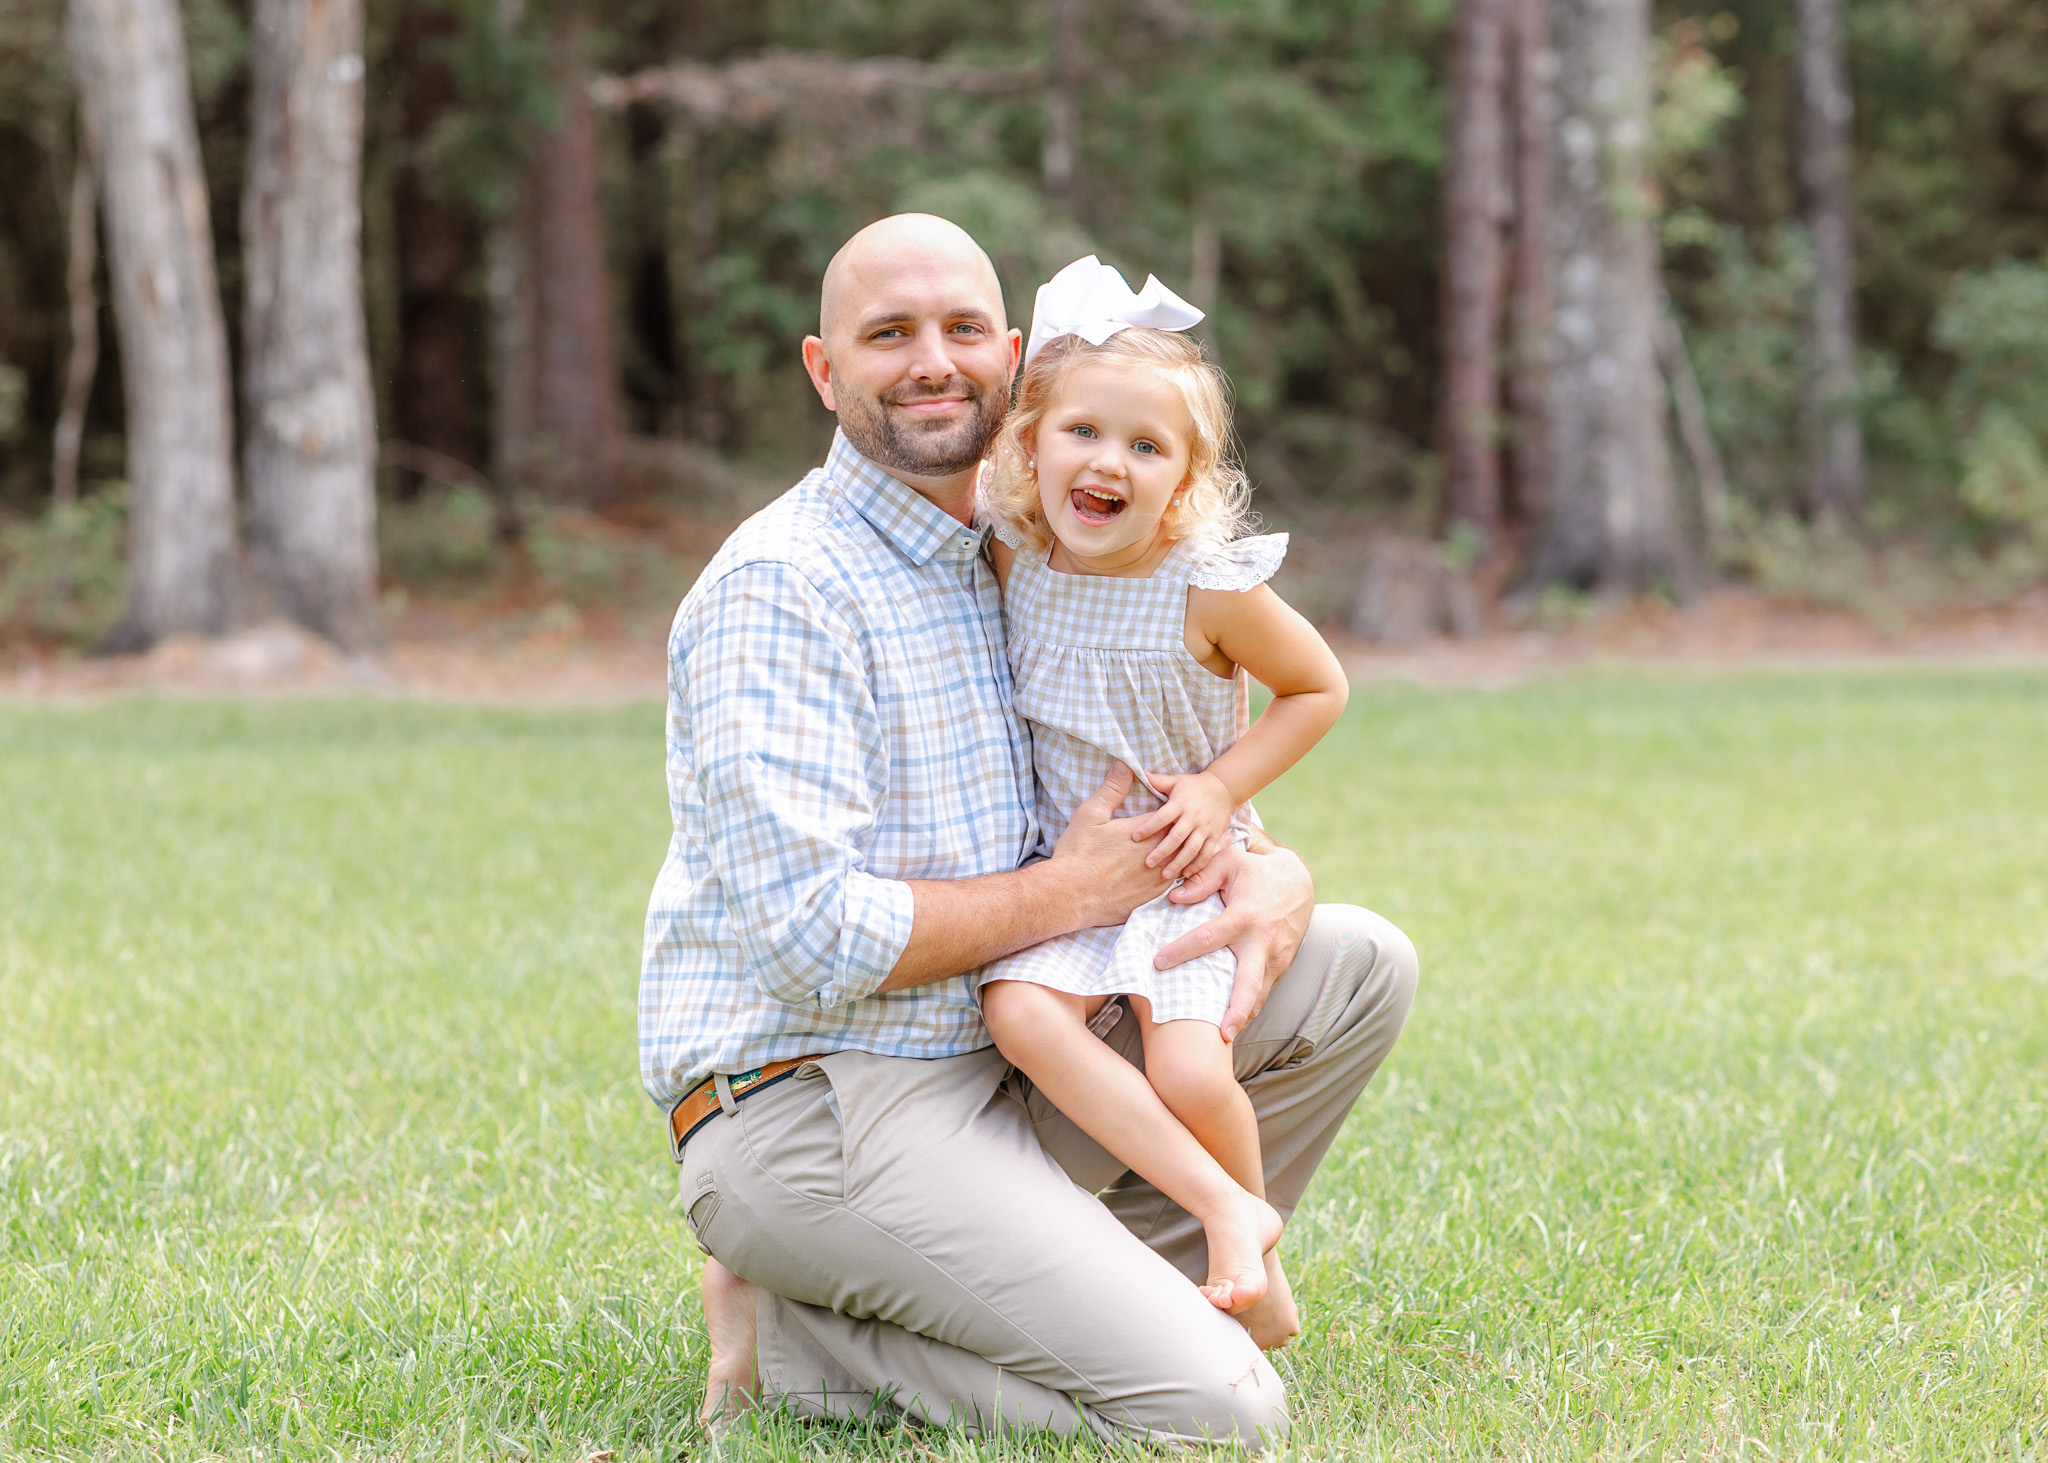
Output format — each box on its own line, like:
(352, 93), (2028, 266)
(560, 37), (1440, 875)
(892, 467), (979, 526)
(862, 461), (977, 526)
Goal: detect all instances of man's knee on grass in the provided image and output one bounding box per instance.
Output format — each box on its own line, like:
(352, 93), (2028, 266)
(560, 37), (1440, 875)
(1169, 1351), (1290, 1452)
(1328, 905), (1421, 1018)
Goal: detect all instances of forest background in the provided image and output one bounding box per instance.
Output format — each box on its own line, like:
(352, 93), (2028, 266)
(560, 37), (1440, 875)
(0, 0), (2045, 657)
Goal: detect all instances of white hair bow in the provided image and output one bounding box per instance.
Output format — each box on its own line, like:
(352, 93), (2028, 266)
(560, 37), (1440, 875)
(1023, 255), (1205, 367)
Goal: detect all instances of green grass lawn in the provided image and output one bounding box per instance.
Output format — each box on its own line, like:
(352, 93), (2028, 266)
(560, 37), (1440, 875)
(2, 674), (2044, 1460)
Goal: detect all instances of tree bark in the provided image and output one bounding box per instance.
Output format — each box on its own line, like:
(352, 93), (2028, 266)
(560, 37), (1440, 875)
(1794, 0), (1863, 522)
(1440, 0), (1511, 540)
(664, 126), (726, 447)
(67, 0), (238, 648)
(1505, 0), (1553, 527)
(486, 195), (535, 541)
(242, 0), (379, 645)
(1658, 300), (1730, 563)
(392, 0), (478, 489)
(53, 115), (101, 512)
(1523, 0), (1689, 597)
(528, 10), (621, 506)
(1043, 0), (1084, 212)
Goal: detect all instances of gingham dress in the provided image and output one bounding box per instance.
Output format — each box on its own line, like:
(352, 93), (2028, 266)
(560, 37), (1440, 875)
(978, 528), (1290, 1024)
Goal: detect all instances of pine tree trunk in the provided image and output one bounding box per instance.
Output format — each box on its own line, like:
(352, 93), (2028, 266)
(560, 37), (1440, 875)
(1795, 0), (1864, 522)
(392, 0), (477, 489)
(1440, 0), (1511, 540)
(486, 195), (535, 541)
(242, 0), (379, 645)
(1523, 0), (1689, 597)
(53, 118), (101, 512)
(665, 126), (726, 448)
(1505, 0), (1553, 527)
(1042, 0), (1084, 212)
(66, 0), (238, 649)
(529, 11), (621, 506)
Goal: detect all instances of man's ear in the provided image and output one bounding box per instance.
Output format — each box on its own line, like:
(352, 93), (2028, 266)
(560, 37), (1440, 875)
(801, 336), (837, 412)
(1006, 326), (1023, 378)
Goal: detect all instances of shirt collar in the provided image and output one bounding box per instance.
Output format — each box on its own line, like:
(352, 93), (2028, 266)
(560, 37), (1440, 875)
(825, 429), (987, 567)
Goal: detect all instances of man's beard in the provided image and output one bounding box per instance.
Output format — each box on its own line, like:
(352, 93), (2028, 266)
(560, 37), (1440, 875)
(837, 375), (1010, 481)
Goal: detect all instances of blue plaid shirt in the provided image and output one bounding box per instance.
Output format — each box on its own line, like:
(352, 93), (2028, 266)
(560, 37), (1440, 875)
(639, 431), (1039, 1106)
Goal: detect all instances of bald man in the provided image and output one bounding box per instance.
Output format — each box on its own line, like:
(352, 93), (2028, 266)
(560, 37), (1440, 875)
(640, 214), (1416, 1448)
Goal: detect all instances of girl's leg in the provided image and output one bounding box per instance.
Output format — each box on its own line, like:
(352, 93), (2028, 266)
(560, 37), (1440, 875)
(1130, 998), (1302, 1351)
(981, 980), (1277, 1314)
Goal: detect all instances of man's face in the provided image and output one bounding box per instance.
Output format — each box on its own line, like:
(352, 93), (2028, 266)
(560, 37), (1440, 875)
(805, 248), (1019, 483)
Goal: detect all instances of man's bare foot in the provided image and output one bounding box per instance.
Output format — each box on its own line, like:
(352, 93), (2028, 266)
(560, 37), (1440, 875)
(1237, 1250), (1301, 1351)
(699, 1258), (760, 1429)
(1196, 1192), (1282, 1315)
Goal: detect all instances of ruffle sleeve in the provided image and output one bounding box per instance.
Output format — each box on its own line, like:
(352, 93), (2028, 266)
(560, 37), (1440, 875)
(1186, 532), (1288, 592)
(983, 513), (1028, 551)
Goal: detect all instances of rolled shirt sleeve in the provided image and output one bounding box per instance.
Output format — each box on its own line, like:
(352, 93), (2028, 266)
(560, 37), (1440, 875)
(680, 561), (917, 1009)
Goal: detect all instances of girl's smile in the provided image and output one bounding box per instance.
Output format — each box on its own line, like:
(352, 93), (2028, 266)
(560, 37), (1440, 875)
(1031, 363), (1194, 576)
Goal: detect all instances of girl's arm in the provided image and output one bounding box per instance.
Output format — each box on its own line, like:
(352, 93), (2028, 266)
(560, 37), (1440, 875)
(1127, 584), (1347, 871)
(1193, 582), (1348, 805)
(989, 538), (1014, 590)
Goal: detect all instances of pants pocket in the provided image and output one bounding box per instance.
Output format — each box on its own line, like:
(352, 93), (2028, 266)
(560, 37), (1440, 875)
(738, 1063), (847, 1206)
(682, 1163), (722, 1256)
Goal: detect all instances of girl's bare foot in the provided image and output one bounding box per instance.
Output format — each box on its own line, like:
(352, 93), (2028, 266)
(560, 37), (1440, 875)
(699, 1258), (760, 1429)
(1196, 1192), (1282, 1314)
(1237, 1250), (1301, 1351)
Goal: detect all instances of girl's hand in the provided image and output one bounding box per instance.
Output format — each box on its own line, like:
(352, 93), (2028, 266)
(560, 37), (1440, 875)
(1128, 770), (1236, 879)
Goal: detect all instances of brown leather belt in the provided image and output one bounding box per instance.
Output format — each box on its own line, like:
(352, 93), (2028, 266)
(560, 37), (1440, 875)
(668, 1055), (821, 1160)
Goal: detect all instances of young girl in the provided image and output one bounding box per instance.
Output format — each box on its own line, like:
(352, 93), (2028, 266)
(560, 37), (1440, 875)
(978, 256), (1349, 1349)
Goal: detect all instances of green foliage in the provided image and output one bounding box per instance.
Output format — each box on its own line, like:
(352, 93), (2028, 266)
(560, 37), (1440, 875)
(1651, 19), (1742, 183)
(377, 485), (718, 627)
(1956, 407), (2048, 540)
(1935, 256), (2048, 545)
(0, 486), (128, 651)
(1668, 222), (1810, 516)
(420, 0), (559, 219)
(3, 677), (2046, 1457)
(0, 362), (25, 445)
(1657, 0), (2048, 546)
(0, 0), (2044, 575)
(180, 0), (251, 108)
(656, 0), (1451, 482)
(377, 483), (502, 583)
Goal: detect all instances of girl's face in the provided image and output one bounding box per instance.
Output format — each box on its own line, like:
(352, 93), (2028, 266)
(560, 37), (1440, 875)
(1029, 362), (1195, 574)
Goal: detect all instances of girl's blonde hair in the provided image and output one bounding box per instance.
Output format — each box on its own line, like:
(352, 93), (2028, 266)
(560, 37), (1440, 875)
(985, 328), (1253, 554)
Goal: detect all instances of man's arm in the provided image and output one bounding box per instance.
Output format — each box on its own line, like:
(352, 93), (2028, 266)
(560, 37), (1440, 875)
(685, 562), (1168, 1007)
(685, 564), (925, 1009)
(878, 765), (1172, 991)
(1153, 829), (1315, 1042)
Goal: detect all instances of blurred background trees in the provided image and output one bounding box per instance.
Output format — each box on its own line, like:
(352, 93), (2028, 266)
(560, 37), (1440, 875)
(0, 0), (2044, 647)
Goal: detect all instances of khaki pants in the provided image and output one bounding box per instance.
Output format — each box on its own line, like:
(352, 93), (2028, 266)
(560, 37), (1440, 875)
(678, 904), (1418, 1449)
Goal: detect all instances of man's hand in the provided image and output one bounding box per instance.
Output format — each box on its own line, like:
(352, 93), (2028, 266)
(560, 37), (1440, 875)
(882, 766), (1168, 992)
(1048, 764), (1175, 927)
(1154, 835), (1314, 1042)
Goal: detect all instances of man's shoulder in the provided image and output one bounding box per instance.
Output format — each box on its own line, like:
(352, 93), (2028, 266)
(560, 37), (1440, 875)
(673, 470), (882, 634)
